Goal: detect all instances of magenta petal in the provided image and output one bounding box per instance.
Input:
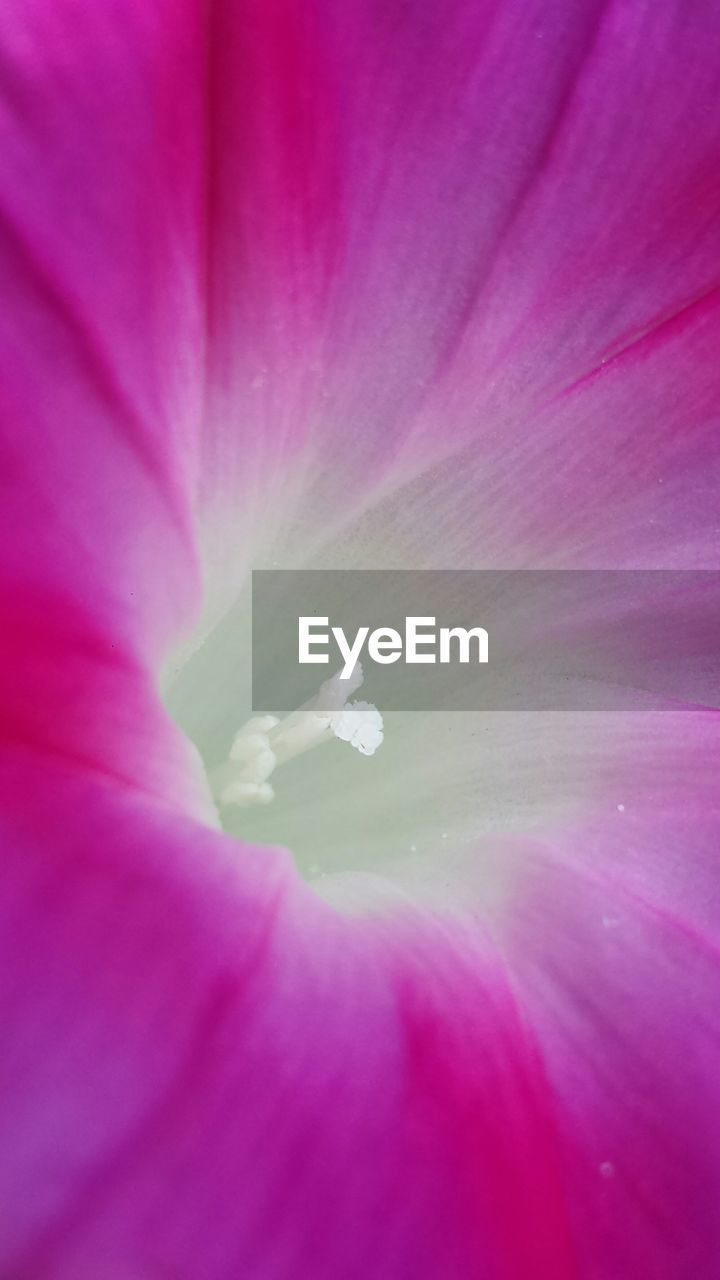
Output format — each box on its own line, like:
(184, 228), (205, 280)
(0, 762), (576, 1280)
(196, 0), (720, 568)
(0, 1), (206, 660)
(0, 4), (214, 802)
(494, 811), (720, 1278)
(3, 763), (720, 1278)
(1, 3), (719, 1277)
(3, 0), (720, 615)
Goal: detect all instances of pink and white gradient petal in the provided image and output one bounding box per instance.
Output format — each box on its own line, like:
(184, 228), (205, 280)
(0, 757), (576, 1280)
(0, 2), (718, 1277)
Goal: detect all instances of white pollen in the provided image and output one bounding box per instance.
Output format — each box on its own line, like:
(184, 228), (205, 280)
(617, 803), (625, 812)
(331, 701), (384, 756)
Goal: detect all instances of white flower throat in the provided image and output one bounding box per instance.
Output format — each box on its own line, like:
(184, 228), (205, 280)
(210, 664), (383, 809)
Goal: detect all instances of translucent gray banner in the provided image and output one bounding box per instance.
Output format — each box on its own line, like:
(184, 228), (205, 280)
(251, 570), (720, 712)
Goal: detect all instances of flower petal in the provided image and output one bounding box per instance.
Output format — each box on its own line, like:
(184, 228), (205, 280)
(490, 808), (720, 1278)
(194, 0), (720, 576)
(165, 0), (720, 788)
(0, 1), (205, 659)
(3, 759), (719, 1277)
(0, 760), (574, 1279)
(0, 3), (215, 809)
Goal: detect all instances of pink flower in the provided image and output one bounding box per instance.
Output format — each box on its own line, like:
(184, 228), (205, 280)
(1, 2), (719, 1277)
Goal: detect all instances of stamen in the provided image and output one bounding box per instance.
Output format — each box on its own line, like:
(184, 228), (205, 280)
(213, 664), (383, 808)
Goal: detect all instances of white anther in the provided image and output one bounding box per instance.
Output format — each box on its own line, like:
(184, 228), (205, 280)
(331, 701), (384, 755)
